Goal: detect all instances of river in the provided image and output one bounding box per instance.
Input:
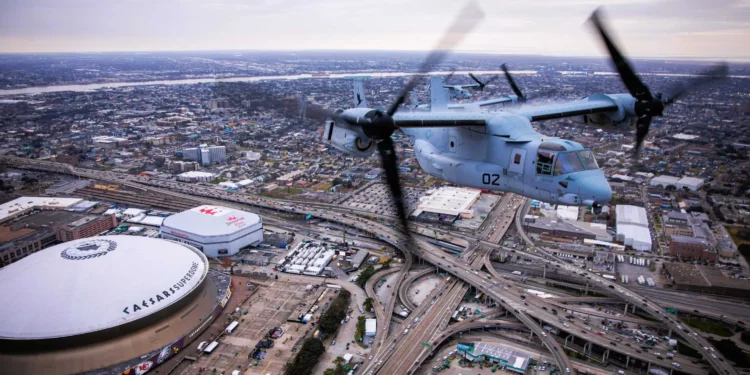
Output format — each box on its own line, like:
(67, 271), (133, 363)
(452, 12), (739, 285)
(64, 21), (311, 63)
(0, 70), (746, 96)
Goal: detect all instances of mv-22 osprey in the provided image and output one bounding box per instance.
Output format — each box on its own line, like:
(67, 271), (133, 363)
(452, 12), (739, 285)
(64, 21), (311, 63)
(322, 5), (726, 222)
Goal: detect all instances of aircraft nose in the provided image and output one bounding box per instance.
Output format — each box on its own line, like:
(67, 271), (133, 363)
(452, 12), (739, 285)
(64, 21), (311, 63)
(580, 176), (612, 204)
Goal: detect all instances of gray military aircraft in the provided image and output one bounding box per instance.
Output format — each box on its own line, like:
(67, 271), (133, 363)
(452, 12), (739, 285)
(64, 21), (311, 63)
(441, 72), (494, 99)
(323, 4), (726, 233)
(410, 75), (518, 112)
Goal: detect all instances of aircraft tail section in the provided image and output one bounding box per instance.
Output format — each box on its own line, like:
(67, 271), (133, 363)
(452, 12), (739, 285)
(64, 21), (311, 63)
(352, 80), (368, 108)
(429, 76), (450, 111)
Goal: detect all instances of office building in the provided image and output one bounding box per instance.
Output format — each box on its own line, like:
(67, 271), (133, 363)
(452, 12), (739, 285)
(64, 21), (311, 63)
(182, 144), (227, 165)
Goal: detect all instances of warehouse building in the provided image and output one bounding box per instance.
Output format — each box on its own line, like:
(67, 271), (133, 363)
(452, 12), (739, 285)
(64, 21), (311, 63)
(523, 216), (598, 241)
(615, 205), (652, 251)
(411, 187), (481, 220)
(650, 175), (705, 191)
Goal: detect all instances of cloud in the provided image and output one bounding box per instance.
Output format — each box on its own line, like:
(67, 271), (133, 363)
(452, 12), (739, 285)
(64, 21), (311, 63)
(0, 0), (747, 59)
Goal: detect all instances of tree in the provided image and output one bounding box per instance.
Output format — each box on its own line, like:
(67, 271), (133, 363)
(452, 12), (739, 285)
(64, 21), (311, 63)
(323, 357), (347, 375)
(318, 289), (351, 335)
(285, 338), (326, 375)
(363, 297), (374, 312)
(355, 265), (376, 287)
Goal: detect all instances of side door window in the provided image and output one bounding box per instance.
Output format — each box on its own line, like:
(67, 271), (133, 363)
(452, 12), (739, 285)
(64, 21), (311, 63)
(509, 148), (526, 175)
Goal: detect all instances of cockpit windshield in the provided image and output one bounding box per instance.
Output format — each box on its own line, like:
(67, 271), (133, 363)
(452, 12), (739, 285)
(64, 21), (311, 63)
(577, 150), (599, 170)
(536, 149), (599, 176)
(555, 152), (586, 175)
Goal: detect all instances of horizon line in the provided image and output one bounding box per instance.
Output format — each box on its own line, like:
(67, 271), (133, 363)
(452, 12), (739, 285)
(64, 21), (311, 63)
(0, 48), (745, 63)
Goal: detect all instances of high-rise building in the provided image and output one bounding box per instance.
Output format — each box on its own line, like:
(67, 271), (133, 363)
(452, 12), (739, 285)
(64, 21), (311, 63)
(181, 144), (226, 165)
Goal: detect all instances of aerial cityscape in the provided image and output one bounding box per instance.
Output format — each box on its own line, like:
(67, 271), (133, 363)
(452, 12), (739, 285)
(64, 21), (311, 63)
(0, 2), (749, 375)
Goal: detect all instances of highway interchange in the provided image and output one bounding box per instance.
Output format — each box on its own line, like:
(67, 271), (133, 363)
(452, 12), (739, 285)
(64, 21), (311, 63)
(3, 155), (742, 375)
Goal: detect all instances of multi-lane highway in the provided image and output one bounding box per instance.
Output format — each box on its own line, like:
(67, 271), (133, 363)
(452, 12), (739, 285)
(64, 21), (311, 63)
(3, 156), (737, 375)
(514, 199), (737, 375)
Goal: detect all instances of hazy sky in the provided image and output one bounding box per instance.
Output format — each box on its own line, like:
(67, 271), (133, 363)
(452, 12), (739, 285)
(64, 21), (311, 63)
(1, 0), (749, 59)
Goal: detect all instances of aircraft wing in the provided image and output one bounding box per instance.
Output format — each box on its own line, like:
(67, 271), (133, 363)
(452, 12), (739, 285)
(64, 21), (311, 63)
(473, 97), (513, 107)
(443, 83), (481, 90)
(394, 112), (487, 127)
(518, 97), (619, 122)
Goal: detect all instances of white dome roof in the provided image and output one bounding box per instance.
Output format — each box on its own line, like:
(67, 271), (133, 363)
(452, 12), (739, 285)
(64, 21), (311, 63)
(161, 205), (261, 238)
(0, 236), (208, 340)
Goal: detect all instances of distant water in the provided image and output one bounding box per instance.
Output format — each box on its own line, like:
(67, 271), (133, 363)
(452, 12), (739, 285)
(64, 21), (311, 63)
(0, 70), (746, 96)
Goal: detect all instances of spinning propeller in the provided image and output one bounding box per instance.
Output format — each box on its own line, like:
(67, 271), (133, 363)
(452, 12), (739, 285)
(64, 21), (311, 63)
(328, 1), (484, 246)
(467, 72), (500, 92)
(588, 9), (728, 160)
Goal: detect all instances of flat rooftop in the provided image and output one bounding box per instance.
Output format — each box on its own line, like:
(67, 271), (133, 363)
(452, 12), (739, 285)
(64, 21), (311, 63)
(416, 187), (480, 217)
(463, 342), (529, 371)
(0, 197), (82, 223)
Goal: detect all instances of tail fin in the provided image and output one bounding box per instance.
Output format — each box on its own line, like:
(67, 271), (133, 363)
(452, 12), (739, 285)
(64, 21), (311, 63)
(352, 80), (368, 108)
(429, 76), (450, 111)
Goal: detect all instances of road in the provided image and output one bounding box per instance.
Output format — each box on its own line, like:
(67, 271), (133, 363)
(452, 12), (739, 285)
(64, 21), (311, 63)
(514, 199), (737, 375)
(5, 156), (730, 375)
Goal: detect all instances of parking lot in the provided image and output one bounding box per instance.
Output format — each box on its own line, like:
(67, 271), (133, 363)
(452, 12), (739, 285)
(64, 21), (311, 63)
(617, 257), (667, 287)
(342, 183), (423, 216)
(187, 280), (323, 375)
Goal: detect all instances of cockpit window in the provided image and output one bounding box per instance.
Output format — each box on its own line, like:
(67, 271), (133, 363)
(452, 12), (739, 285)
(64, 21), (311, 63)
(578, 150), (599, 170)
(536, 151), (555, 175)
(554, 152), (586, 175)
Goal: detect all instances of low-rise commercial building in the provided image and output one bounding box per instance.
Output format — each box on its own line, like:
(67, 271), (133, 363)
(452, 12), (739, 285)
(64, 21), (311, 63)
(1, 210), (116, 267)
(365, 319), (377, 337)
(669, 235), (717, 262)
(457, 342), (529, 374)
(177, 171), (215, 183)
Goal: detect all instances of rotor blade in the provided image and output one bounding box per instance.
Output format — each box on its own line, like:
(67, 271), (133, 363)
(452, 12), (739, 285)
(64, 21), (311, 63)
(377, 137), (410, 238)
(501, 64), (524, 99)
(588, 8), (653, 102)
(468, 72), (484, 87)
(663, 63), (729, 104)
(633, 115), (652, 160)
(444, 72), (455, 85)
(386, 1), (484, 116)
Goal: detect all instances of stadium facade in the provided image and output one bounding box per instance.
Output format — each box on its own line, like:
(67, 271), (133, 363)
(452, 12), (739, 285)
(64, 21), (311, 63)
(160, 205), (263, 257)
(0, 236), (233, 375)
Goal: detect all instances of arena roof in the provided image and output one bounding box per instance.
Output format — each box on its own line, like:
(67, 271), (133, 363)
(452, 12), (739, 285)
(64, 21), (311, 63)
(0, 236), (207, 340)
(161, 205), (261, 237)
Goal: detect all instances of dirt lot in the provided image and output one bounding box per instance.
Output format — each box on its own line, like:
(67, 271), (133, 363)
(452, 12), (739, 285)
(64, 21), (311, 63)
(183, 279), (325, 375)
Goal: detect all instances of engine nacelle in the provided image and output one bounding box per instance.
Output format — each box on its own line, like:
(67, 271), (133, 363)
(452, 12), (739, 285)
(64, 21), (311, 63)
(571, 94), (636, 130)
(323, 120), (376, 158)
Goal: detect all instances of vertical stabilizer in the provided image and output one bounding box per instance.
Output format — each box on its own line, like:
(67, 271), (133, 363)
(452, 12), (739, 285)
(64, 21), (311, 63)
(352, 80), (369, 108)
(430, 76), (450, 110)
